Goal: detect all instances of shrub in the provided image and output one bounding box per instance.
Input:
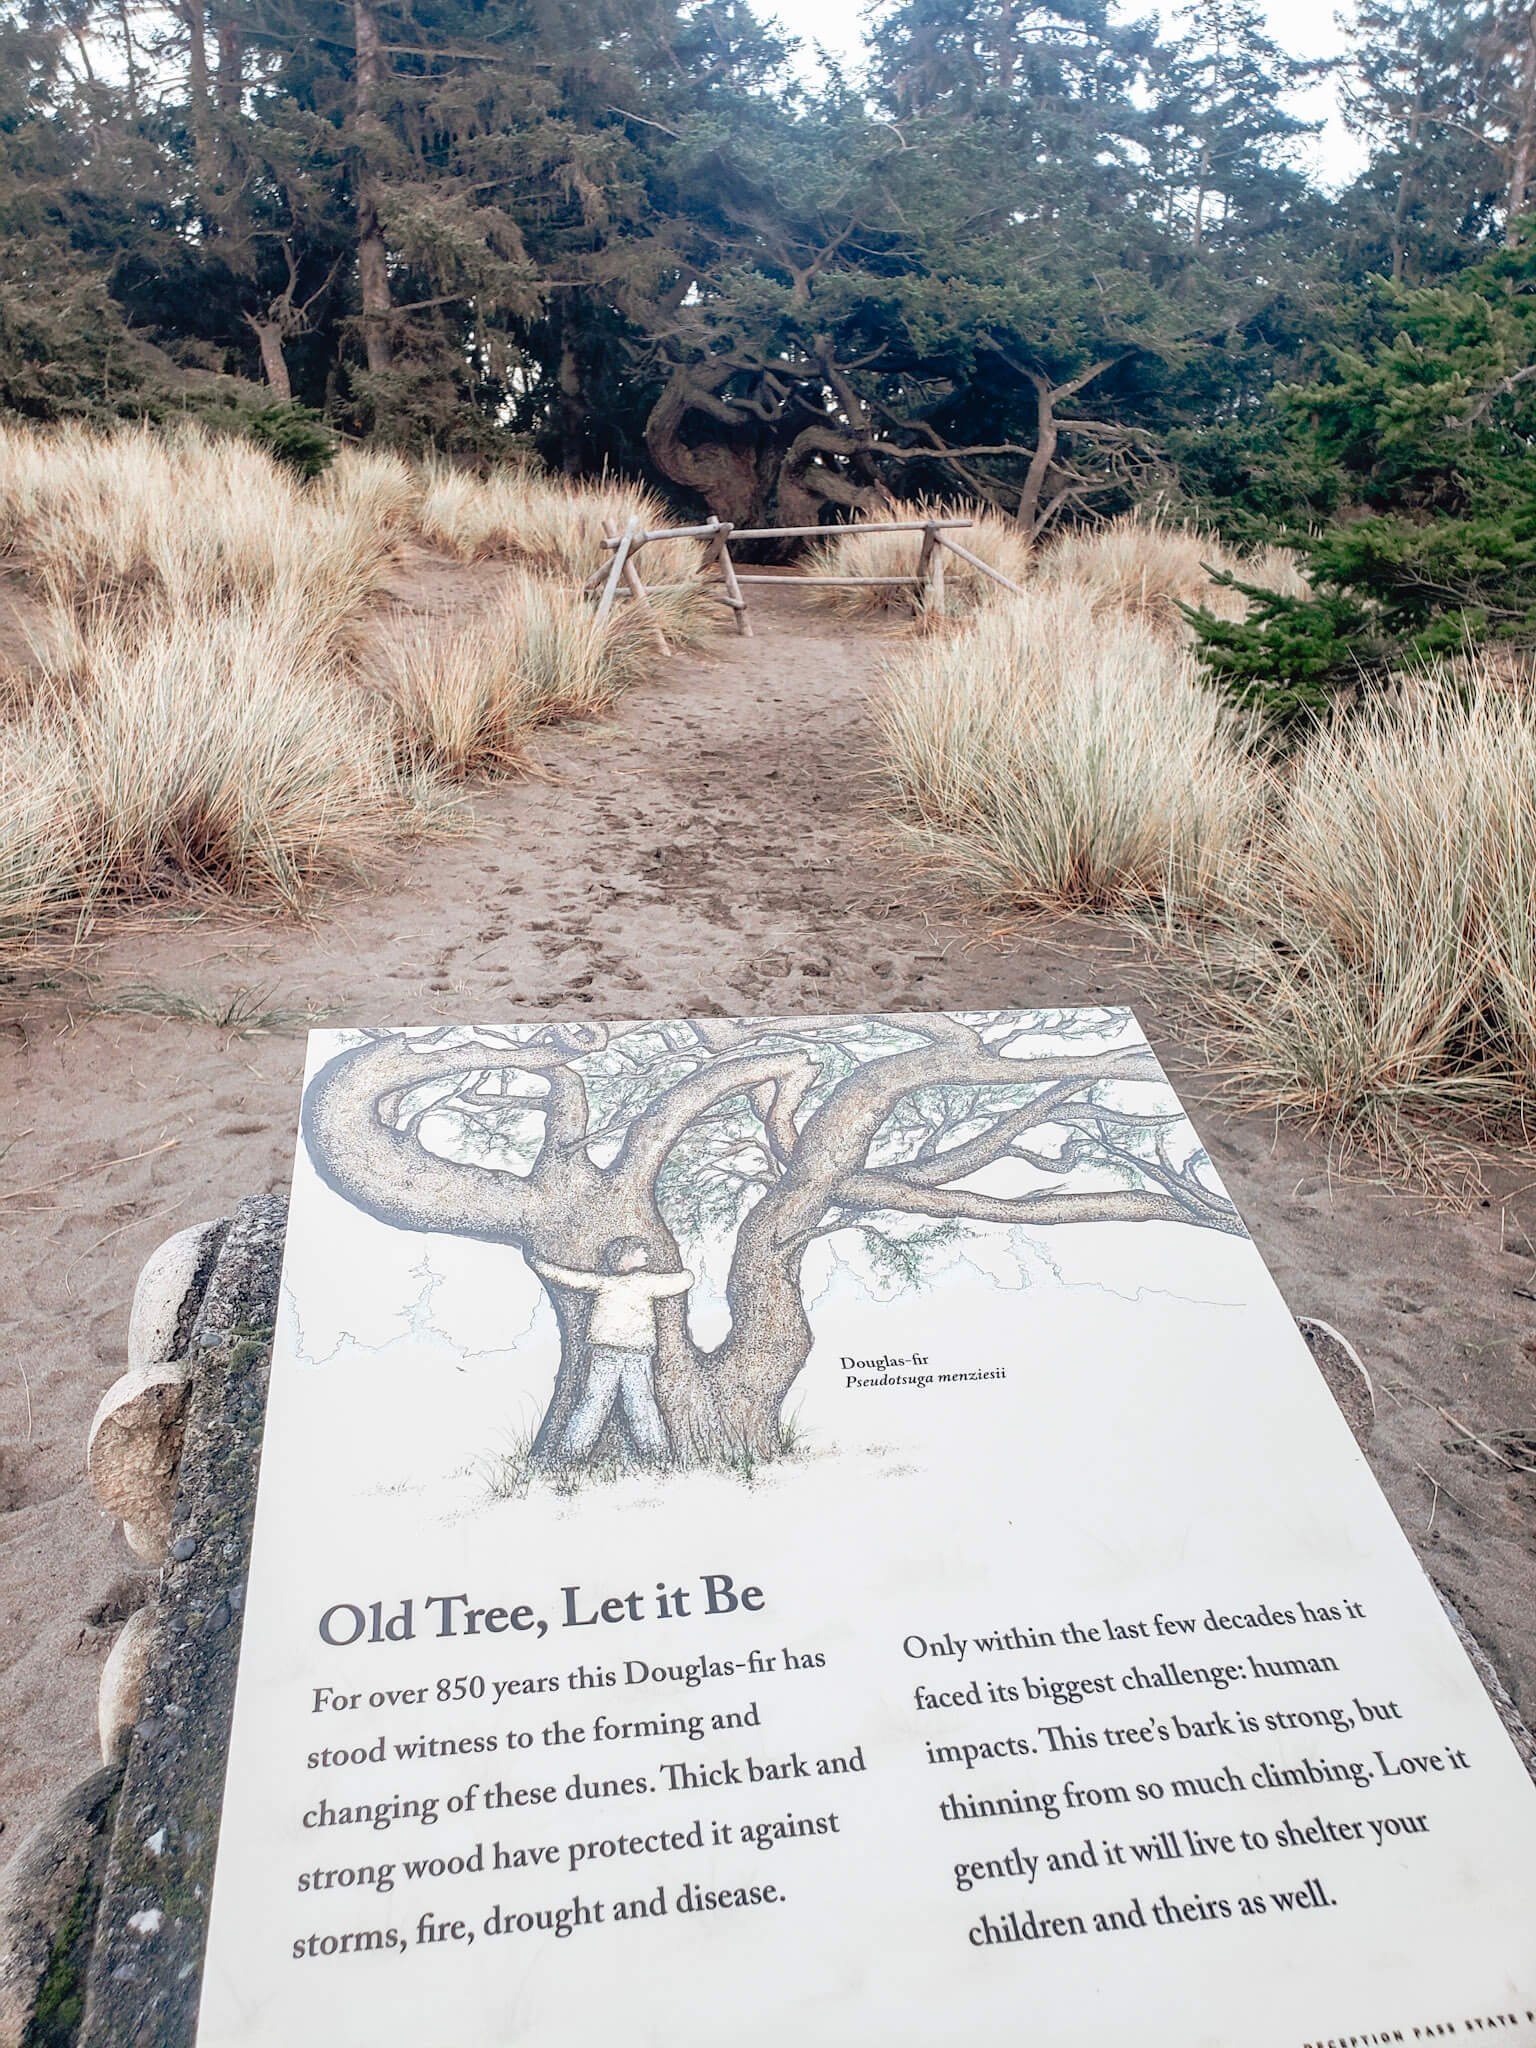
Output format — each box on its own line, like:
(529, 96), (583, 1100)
(244, 402), (338, 479)
(873, 591), (1259, 913)
(1190, 242), (1536, 719)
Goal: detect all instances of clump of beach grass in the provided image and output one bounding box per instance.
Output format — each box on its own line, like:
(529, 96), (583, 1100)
(0, 422), (396, 659)
(415, 464), (693, 579)
(383, 575), (653, 779)
(1187, 671), (1536, 1142)
(31, 602), (414, 915)
(1033, 516), (1304, 635)
(0, 424), (700, 955)
(804, 499), (1033, 618)
(874, 591), (1260, 914)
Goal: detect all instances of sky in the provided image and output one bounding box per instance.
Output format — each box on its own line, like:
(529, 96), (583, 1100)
(759, 0), (1366, 188)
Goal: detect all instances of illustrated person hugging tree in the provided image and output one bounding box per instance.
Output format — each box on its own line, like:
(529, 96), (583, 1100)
(532, 1238), (693, 1463)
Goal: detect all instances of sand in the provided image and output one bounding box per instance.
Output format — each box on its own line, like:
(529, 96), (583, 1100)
(3, 579), (1535, 1865)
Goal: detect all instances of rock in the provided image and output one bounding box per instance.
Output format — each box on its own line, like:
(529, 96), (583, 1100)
(79, 1194), (286, 2048)
(86, 1366), (191, 1562)
(1298, 1315), (1375, 1446)
(0, 1764), (121, 2048)
(86, 1219), (230, 1563)
(98, 1608), (154, 1766)
(126, 1221), (227, 1378)
(120, 1522), (162, 1565)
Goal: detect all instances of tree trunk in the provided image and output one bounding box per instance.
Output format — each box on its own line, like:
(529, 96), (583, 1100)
(353, 0), (394, 376)
(250, 319), (293, 402)
(643, 368), (776, 526)
(1192, 145), (1209, 251)
(118, 0), (140, 120)
(1016, 377), (1058, 538)
(216, 20), (242, 111)
(1507, 7), (1536, 244)
(556, 302), (584, 476)
(181, 0), (215, 221)
(1391, 108), (1423, 283)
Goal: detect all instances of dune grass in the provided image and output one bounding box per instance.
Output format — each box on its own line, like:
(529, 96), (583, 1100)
(33, 605), (412, 914)
(384, 575), (654, 780)
(874, 591), (1260, 914)
(1187, 674), (1536, 1142)
(415, 464), (691, 580)
(0, 424), (701, 952)
(1032, 516), (1305, 635)
(0, 422), (396, 659)
(803, 499), (1034, 618)
(875, 567), (1536, 1150)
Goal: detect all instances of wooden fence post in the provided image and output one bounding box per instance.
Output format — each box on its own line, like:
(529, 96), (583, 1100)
(715, 523), (752, 637)
(923, 522), (946, 616)
(594, 517), (637, 627)
(604, 520), (670, 656)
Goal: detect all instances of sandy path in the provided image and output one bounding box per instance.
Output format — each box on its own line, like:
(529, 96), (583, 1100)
(3, 584), (1535, 1860)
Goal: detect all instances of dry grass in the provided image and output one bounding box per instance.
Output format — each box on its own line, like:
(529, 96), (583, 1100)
(804, 500), (1033, 618)
(874, 591), (1260, 914)
(412, 462), (713, 640)
(0, 422), (395, 659)
(876, 550), (1536, 1149)
(33, 604), (412, 914)
(0, 425), (694, 952)
(1034, 517), (1305, 635)
(0, 722), (80, 942)
(415, 463), (695, 583)
(384, 576), (652, 779)
(1189, 673), (1536, 1142)
(807, 507), (1303, 636)
(318, 448), (422, 535)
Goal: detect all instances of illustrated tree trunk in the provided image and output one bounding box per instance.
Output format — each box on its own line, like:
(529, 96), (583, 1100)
(353, 0), (394, 376)
(301, 1023), (1243, 1478)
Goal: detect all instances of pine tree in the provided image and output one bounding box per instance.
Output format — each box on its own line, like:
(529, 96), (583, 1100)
(1192, 239), (1536, 715)
(1339, 1), (1507, 279)
(1146, 0), (1320, 265)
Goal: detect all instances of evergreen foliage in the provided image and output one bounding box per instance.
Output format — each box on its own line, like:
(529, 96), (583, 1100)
(1191, 239), (1536, 714)
(0, 0), (1532, 578)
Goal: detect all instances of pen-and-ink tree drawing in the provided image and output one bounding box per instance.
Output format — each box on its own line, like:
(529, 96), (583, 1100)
(303, 1011), (1243, 1471)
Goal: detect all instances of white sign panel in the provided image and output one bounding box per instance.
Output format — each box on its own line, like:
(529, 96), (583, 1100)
(196, 1011), (1536, 2047)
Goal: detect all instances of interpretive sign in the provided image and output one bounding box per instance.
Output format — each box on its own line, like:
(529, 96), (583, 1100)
(197, 1010), (1536, 2046)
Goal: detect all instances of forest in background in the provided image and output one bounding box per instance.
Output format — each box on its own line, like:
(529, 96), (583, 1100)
(4, 0), (1536, 1154)
(7, 0), (1536, 691)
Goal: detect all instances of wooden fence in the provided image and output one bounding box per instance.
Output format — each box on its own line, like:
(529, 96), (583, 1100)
(585, 514), (1024, 650)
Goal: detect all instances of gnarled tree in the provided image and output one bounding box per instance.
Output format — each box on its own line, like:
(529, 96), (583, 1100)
(303, 1012), (1242, 1471)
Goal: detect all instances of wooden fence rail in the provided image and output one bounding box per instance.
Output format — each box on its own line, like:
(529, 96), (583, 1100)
(584, 514), (1023, 645)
